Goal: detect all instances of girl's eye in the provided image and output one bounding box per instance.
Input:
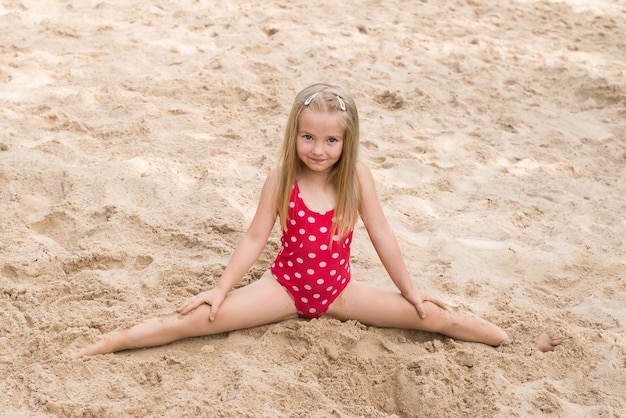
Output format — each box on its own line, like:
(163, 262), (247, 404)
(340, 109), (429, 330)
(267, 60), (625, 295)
(328, 137), (337, 144)
(303, 134), (313, 141)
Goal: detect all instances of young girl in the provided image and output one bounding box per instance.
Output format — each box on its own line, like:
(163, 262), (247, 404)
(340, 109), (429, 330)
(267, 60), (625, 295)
(72, 83), (562, 358)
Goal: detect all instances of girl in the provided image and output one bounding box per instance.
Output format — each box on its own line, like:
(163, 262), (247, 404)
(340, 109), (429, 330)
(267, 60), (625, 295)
(72, 83), (561, 358)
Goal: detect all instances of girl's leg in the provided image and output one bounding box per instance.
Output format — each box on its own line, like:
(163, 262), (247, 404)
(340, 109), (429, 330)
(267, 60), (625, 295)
(324, 280), (509, 347)
(73, 272), (297, 358)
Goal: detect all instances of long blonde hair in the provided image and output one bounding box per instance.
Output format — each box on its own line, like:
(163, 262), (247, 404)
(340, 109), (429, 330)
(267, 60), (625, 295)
(275, 83), (360, 238)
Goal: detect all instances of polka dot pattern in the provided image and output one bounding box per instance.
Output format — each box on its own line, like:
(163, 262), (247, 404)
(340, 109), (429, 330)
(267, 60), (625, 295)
(272, 181), (353, 318)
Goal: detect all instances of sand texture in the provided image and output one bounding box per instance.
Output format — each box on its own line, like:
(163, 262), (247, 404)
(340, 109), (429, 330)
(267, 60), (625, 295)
(1, 0), (625, 416)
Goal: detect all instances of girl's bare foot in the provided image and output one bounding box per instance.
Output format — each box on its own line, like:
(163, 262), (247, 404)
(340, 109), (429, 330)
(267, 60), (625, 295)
(536, 329), (565, 352)
(70, 348), (88, 360)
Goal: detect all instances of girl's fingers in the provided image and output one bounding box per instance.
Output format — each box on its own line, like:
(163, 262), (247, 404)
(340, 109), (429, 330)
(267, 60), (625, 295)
(176, 303), (189, 314)
(208, 302), (219, 321)
(430, 296), (448, 311)
(176, 298), (191, 313)
(177, 295), (205, 314)
(413, 295), (447, 320)
(414, 300), (426, 319)
(176, 289), (225, 319)
(208, 295), (227, 321)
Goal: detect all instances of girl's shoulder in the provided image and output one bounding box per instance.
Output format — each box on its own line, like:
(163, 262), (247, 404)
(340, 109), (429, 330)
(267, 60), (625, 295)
(355, 161), (381, 203)
(265, 166), (282, 184)
(355, 161), (374, 185)
(355, 161), (370, 175)
(258, 166), (282, 198)
(269, 165), (282, 177)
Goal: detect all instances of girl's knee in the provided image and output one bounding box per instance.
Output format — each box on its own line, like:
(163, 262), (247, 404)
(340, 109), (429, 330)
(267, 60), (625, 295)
(422, 303), (457, 331)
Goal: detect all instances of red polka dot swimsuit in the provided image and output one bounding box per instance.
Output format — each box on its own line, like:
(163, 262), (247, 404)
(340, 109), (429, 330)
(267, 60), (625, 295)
(271, 181), (353, 318)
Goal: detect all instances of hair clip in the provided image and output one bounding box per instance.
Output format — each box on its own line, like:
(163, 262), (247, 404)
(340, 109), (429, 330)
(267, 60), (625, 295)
(304, 92), (319, 106)
(336, 95), (346, 111)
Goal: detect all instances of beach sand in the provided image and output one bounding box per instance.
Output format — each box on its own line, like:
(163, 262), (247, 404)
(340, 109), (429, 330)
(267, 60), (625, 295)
(1, 0), (625, 416)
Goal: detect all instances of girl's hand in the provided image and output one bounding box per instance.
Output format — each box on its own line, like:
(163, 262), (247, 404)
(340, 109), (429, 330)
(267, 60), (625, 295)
(176, 288), (226, 321)
(402, 288), (448, 320)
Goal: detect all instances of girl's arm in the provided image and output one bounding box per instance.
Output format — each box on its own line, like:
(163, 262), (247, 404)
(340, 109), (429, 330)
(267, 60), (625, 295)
(356, 162), (446, 318)
(177, 168), (280, 320)
(215, 168), (280, 292)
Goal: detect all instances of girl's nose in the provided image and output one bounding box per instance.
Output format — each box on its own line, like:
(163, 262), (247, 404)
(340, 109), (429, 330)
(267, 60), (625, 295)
(312, 141), (324, 155)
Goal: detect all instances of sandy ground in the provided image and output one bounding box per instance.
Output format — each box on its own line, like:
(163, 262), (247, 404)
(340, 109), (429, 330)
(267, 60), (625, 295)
(1, 0), (625, 416)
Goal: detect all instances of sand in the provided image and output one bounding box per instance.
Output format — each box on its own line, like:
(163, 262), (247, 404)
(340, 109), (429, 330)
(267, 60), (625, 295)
(1, 0), (625, 416)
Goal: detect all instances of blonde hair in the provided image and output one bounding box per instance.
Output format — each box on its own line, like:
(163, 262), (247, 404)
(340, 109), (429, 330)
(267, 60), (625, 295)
(275, 83), (360, 239)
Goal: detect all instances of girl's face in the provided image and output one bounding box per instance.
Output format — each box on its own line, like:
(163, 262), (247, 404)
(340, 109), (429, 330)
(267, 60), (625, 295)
(296, 110), (345, 175)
